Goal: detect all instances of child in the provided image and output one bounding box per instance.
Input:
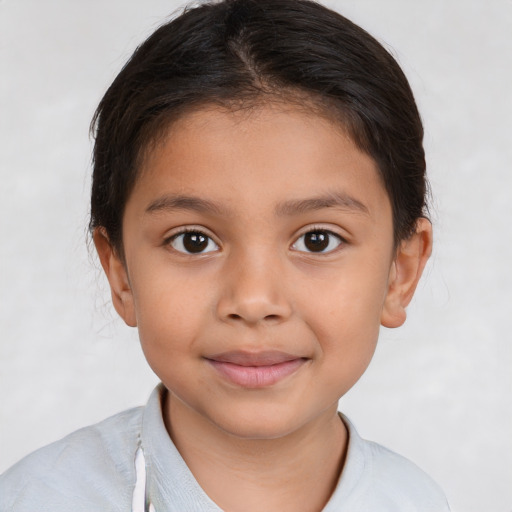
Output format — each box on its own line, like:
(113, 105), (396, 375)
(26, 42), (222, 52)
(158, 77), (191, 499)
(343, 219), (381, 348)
(0, 0), (450, 510)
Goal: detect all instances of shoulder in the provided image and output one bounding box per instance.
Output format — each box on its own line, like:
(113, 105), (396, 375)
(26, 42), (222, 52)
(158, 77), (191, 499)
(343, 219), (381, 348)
(362, 439), (450, 510)
(0, 406), (144, 512)
(329, 414), (450, 512)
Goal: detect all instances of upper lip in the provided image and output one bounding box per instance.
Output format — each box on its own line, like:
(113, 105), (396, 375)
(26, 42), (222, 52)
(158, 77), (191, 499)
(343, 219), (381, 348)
(205, 351), (305, 367)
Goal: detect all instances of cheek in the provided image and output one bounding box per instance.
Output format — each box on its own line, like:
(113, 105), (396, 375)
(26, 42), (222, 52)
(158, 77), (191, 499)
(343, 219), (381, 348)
(133, 279), (208, 388)
(303, 259), (390, 353)
(312, 295), (381, 395)
(129, 266), (215, 355)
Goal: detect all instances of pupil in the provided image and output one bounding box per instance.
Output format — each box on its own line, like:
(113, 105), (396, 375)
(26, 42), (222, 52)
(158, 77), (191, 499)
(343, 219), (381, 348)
(183, 232), (208, 253)
(305, 231), (329, 252)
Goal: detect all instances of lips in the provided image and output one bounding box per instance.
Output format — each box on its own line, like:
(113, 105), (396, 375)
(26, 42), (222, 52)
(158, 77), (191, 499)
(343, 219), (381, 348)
(205, 351), (308, 388)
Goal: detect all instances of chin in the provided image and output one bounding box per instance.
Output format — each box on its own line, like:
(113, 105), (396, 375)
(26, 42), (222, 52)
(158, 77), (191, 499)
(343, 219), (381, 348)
(217, 418), (301, 440)
(205, 402), (317, 441)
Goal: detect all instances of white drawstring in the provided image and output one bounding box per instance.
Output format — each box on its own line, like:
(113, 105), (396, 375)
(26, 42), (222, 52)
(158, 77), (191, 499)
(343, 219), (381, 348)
(132, 446), (155, 512)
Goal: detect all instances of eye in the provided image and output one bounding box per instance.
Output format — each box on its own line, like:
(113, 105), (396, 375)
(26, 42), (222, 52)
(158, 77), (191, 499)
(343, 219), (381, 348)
(169, 231), (219, 254)
(292, 229), (343, 254)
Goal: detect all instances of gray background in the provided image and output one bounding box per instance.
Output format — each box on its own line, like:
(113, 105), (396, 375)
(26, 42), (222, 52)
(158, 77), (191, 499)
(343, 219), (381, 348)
(1, 1), (511, 511)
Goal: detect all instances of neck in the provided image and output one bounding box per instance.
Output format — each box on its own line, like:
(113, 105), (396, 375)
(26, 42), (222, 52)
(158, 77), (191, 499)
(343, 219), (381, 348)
(164, 393), (347, 512)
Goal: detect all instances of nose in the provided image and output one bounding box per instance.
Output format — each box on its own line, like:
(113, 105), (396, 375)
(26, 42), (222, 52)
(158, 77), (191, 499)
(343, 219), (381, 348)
(216, 250), (292, 326)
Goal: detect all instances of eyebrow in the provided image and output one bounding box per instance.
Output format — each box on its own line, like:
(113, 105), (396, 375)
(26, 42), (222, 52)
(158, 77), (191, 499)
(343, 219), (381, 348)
(145, 191), (369, 217)
(275, 192), (369, 216)
(145, 194), (227, 216)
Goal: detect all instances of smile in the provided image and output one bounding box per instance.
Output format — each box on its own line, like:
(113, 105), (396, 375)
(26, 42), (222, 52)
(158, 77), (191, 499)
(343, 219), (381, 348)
(205, 351), (308, 388)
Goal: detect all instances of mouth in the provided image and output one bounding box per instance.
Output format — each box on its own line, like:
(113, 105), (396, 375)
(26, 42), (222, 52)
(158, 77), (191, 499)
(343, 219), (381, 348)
(205, 351), (309, 388)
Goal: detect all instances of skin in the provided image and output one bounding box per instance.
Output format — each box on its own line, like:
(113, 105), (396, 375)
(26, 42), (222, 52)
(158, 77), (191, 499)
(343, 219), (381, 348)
(95, 103), (432, 512)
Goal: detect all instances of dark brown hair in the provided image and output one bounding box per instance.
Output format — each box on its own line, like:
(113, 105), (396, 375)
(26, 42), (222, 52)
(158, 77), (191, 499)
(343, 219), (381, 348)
(90, 0), (427, 251)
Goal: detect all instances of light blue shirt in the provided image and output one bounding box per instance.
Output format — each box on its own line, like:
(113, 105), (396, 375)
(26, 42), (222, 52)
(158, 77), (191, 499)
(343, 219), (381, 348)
(0, 385), (450, 511)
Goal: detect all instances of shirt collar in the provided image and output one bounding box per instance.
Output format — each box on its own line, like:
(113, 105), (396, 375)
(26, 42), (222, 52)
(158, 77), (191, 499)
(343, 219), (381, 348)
(141, 384), (221, 512)
(141, 384), (366, 512)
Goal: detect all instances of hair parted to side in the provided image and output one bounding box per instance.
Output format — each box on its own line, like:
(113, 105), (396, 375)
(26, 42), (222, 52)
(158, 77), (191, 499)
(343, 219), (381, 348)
(90, 0), (427, 253)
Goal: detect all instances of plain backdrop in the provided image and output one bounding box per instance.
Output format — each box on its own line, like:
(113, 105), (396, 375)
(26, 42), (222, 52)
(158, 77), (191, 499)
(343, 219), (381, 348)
(1, 1), (511, 511)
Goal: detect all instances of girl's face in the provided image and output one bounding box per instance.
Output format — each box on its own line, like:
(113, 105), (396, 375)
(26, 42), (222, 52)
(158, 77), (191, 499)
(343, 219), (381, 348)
(98, 104), (429, 440)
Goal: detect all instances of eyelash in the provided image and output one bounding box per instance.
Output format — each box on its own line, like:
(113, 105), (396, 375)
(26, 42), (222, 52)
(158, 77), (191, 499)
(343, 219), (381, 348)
(291, 228), (345, 255)
(166, 228), (219, 255)
(165, 227), (346, 255)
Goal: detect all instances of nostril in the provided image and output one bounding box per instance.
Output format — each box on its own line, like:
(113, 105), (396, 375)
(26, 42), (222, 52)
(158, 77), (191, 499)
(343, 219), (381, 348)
(218, 293), (292, 324)
(225, 313), (282, 323)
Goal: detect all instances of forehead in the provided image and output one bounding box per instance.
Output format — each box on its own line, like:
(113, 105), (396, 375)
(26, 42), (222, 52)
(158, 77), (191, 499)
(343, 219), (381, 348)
(128, 104), (391, 224)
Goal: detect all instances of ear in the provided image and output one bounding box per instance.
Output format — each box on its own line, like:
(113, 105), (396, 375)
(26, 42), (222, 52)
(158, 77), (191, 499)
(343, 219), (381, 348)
(381, 218), (433, 328)
(93, 227), (137, 327)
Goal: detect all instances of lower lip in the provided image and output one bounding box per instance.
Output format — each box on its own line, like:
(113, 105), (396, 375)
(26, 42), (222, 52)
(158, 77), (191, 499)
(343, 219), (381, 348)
(207, 359), (306, 388)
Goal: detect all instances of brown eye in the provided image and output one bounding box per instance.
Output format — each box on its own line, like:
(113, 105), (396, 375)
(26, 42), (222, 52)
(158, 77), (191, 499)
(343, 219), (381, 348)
(292, 230), (343, 253)
(304, 231), (328, 251)
(170, 231), (219, 254)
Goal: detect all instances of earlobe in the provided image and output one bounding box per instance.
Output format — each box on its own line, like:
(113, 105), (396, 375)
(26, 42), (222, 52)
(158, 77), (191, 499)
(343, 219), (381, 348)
(381, 218), (433, 328)
(93, 228), (137, 327)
